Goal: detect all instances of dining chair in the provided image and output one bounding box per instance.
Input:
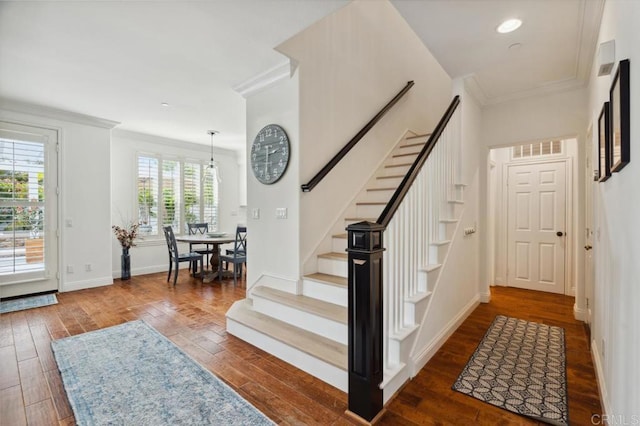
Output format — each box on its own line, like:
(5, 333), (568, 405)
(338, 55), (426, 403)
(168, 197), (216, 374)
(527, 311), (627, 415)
(219, 226), (247, 285)
(163, 226), (203, 286)
(187, 223), (215, 270)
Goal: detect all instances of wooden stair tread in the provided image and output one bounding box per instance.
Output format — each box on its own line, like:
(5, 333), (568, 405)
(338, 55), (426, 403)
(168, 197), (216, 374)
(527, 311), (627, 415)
(252, 286), (347, 324)
(227, 300), (347, 370)
(385, 163), (413, 168)
(377, 175), (403, 180)
(318, 251), (348, 261)
(405, 133), (431, 140)
(344, 217), (376, 223)
(305, 273), (347, 288)
(367, 187), (395, 192)
(399, 142), (426, 149)
(356, 201), (386, 206)
(393, 152), (419, 158)
(332, 233), (347, 239)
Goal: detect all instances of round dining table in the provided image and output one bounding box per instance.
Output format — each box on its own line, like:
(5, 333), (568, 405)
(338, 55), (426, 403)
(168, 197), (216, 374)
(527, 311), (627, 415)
(175, 235), (235, 283)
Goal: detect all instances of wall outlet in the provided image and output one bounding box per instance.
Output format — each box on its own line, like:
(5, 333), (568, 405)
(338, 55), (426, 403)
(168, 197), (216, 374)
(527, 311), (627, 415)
(276, 208), (287, 219)
(464, 226), (476, 236)
(66, 265), (74, 273)
(84, 264), (92, 272)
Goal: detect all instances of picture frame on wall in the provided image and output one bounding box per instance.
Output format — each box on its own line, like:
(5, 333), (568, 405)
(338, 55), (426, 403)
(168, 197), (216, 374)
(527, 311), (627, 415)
(609, 59), (630, 172)
(598, 102), (611, 182)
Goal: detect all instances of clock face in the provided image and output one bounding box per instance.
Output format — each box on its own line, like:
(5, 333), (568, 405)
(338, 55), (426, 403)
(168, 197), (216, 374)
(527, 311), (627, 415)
(250, 124), (290, 185)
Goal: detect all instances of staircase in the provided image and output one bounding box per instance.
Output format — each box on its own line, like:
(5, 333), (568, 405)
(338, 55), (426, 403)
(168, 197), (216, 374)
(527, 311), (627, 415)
(227, 128), (465, 397)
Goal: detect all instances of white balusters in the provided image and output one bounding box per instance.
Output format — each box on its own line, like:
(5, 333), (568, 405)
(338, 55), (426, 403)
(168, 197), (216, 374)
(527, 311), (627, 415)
(382, 107), (461, 367)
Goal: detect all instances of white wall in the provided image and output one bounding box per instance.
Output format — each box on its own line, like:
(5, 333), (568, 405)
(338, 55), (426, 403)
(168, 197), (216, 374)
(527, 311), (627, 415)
(586, 0), (640, 417)
(0, 102), (115, 292)
(277, 0), (452, 273)
(110, 129), (243, 277)
(245, 72), (300, 288)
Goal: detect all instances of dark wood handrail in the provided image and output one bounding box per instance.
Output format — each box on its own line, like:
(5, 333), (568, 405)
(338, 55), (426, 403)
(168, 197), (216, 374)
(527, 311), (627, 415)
(377, 95), (460, 227)
(301, 81), (415, 192)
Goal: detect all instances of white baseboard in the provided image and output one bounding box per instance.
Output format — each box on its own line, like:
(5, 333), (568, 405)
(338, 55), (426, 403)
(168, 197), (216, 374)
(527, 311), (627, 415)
(479, 291), (491, 303)
(573, 303), (587, 321)
(112, 264), (168, 279)
(62, 276), (113, 292)
(410, 294), (480, 376)
(591, 339), (611, 416)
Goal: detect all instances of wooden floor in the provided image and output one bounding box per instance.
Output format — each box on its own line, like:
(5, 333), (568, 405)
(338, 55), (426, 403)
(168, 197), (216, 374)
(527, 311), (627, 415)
(0, 273), (602, 425)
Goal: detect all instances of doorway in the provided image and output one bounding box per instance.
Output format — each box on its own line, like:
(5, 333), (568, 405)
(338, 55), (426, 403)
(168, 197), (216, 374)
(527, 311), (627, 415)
(489, 139), (576, 296)
(0, 122), (59, 298)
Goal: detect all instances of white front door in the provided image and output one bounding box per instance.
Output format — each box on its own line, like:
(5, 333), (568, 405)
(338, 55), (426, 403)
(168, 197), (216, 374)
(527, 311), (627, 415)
(0, 122), (59, 298)
(507, 161), (566, 294)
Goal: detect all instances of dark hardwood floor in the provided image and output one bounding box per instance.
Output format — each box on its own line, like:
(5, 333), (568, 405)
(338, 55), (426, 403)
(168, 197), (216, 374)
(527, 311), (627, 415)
(0, 272), (602, 425)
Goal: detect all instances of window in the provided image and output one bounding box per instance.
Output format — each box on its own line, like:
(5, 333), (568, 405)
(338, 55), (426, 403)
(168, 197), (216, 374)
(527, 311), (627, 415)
(512, 140), (563, 160)
(0, 139), (46, 275)
(136, 155), (218, 236)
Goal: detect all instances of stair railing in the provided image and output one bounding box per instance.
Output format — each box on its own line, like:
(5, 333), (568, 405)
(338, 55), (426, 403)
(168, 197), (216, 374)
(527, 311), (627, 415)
(345, 96), (461, 422)
(301, 81), (414, 192)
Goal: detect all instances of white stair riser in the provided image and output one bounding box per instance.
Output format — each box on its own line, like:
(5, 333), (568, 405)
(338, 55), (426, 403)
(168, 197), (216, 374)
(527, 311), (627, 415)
(227, 319), (348, 392)
(404, 295), (431, 325)
(252, 296), (347, 344)
(438, 221), (457, 241)
(388, 335), (415, 367)
(364, 189), (395, 203)
(332, 237), (347, 253)
(302, 279), (348, 307)
(381, 164), (410, 176)
(356, 204), (385, 218)
(389, 154), (418, 166)
(398, 144), (425, 154)
(372, 177), (403, 188)
(318, 257), (348, 277)
(429, 242), (450, 264)
(454, 185), (465, 200)
(418, 268), (441, 292)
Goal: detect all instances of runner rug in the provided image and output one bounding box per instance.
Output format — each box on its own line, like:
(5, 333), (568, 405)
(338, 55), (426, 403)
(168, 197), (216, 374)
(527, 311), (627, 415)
(0, 293), (57, 314)
(452, 315), (568, 425)
(52, 320), (274, 425)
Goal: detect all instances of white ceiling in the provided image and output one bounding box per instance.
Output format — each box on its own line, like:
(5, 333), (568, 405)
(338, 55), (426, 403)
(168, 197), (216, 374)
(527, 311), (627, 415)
(0, 0), (604, 152)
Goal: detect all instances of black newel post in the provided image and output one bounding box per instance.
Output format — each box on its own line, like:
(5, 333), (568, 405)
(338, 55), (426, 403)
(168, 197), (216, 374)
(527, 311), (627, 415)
(346, 221), (385, 422)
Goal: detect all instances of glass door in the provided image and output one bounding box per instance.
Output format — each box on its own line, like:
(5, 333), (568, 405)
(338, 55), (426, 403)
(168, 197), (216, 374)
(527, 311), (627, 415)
(0, 122), (58, 297)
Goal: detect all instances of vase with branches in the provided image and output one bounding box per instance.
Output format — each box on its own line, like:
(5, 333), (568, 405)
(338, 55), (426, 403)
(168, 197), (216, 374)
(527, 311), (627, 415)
(112, 221), (140, 280)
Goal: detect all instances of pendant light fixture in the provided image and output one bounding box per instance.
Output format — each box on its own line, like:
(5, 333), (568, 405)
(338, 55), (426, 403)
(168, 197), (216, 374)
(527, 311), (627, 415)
(207, 130), (219, 168)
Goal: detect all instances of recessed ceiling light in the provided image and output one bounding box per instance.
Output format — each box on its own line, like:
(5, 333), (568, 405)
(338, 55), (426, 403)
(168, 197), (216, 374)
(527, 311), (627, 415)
(497, 19), (522, 34)
(161, 102), (170, 107)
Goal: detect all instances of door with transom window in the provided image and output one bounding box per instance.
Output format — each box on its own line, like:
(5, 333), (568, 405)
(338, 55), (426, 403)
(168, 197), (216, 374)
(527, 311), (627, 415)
(0, 122), (58, 298)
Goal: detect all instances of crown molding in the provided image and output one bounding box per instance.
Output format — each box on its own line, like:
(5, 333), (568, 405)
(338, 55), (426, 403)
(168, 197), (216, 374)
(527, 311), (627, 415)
(232, 61), (294, 98)
(0, 98), (119, 129)
(111, 128), (239, 156)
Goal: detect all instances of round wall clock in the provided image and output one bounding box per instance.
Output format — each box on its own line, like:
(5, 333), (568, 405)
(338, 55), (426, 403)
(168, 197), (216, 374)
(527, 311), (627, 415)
(250, 124), (290, 185)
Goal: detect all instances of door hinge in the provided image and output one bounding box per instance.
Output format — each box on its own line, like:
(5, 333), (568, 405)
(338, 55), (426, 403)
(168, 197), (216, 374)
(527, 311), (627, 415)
(56, 187), (60, 195)
(586, 298), (590, 309)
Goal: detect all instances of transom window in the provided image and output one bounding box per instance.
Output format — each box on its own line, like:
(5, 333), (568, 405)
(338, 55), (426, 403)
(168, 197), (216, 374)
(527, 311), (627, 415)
(137, 155), (218, 236)
(512, 140), (563, 160)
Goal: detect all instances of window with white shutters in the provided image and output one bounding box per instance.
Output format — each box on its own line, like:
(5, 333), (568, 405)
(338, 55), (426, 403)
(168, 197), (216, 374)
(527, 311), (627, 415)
(136, 155), (218, 236)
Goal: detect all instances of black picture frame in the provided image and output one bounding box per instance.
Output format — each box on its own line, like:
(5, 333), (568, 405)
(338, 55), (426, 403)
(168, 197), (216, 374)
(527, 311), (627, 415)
(609, 59), (630, 172)
(598, 102), (611, 182)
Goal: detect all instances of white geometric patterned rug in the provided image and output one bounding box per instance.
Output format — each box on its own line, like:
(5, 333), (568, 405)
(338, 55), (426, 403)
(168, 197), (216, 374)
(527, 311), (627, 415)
(452, 315), (568, 425)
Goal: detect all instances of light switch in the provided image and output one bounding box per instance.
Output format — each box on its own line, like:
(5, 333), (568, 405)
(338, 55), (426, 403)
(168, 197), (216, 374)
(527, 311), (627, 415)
(252, 208), (260, 220)
(276, 208), (288, 219)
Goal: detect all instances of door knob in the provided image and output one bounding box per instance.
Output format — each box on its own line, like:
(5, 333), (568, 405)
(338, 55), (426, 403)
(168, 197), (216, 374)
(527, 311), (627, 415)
(585, 245), (593, 250)
(556, 231), (564, 237)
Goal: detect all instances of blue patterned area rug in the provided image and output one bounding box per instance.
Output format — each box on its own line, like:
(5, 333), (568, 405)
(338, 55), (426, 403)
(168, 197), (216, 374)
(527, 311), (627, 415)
(0, 293), (58, 314)
(52, 320), (274, 425)
(452, 315), (568, 425)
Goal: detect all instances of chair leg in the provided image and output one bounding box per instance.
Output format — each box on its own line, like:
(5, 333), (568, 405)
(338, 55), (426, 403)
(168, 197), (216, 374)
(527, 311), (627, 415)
(218, 256), (223, 282)
(173, 263), (179, 286)
(167, 260), (172, 282)
(199, 258), (204, 281)
(233, 266), (237, 286)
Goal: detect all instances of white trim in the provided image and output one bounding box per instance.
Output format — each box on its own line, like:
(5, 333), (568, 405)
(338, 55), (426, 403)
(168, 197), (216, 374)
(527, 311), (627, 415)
(479, 291), (491, 303)
(573, 303), (588, 321)
(0, 98), (119, 129)
(591, 339), (611, 416)
(410, 294), (480, 376)
(247, 273), (299, 295)
(113, 264), (168, 278)
(112, 129), (239, 157)
(232, 61), (292, 98)
(61, 276), (113, 292)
